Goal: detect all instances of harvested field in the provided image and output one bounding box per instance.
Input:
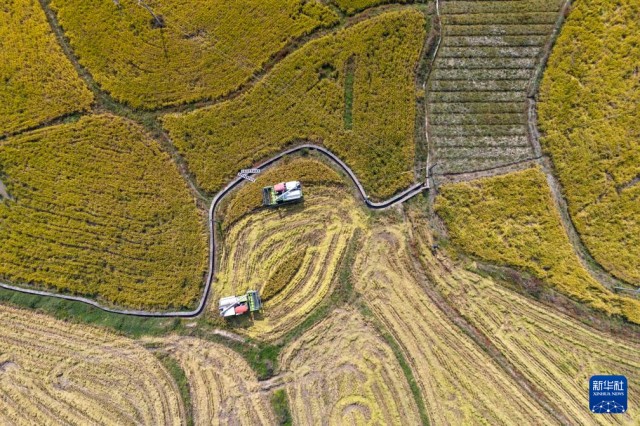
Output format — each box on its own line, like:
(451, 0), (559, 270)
(214, 185), (365, 340)
(0, 304), (184, 425)
(409, 206), (640, 425)
(435, 167), (640, 324)
(0, 115), (208, 309)
(538, 0), (640, 286)
(353, 221), (552, 424)
(428, 0), (565, 174)
(163, 10), (426, 198)
(280, 308), (421, 425)
(0, 0), (93, 135)
(159, 337), (275, 425)
(49, 0), (338, 108)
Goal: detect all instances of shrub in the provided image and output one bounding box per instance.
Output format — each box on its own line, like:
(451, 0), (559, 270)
(0, 0), (93, 135)
(0, 115), (208, 309)
(435, 168), (640, 324)
(163, 10), (426, 199)
(538, 0), (640, 285)
(49, 0), (339, 108)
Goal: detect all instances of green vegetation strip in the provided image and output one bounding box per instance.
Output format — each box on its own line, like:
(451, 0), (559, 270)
(271, 389), (293, 426)
(155, 352), (194, 426)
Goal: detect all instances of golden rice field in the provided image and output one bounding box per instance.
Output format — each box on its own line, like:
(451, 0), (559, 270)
(408, 206), (640, 426)
(0, 305), (184, 425)
(219, 157), (344, 227)
(353, 220), (552, 425)
(0, 0), (92, 135)
(159, 336), (275, 425)
(163, 10), (426, 198)
(49, 0), (338, 108)
(214, 185), (365, 340)
(0, 115), (208, 309)
(538, 0), (640, 286)
(435, 167), (640, 324)
(280, 308), (421, 425)
(333, 0), (410, 15)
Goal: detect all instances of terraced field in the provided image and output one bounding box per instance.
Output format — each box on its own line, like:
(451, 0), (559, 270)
(163, 10), (426, 198)
(0, 0), (93, 135)
(160, 337), (275, 425)
(353, 220), (552, 424)
(435, 167), (640, 324)
(538, 0), (640, 286)
(0, 115), (207, 309)
(0, 305), (184, 425)
(409, 206), (640, 425)
(214, 184), (365, 340)
(49, 0), (338, 108)
(428, 0), (565, 173)
(280, 308), (421, 425)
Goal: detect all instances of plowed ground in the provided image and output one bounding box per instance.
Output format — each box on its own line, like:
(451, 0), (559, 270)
(280, 308), (421, 425)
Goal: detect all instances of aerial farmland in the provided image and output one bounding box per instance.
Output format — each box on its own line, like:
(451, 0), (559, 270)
(0, 0), (638, 424)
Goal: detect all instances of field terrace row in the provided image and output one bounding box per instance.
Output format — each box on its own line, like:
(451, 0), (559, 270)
(428, 0), (565, 174)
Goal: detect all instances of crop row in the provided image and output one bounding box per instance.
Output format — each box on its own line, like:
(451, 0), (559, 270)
(0, 115), (208, 309)
(163, 10), (426, 199)
(440, 0), (565, 15)
(538, 0), (640, 286)
(0, 304), (183, 425)
(435, 167), (640, 324)
(50, 0), (339, 108)
(0, 0), (93, 135)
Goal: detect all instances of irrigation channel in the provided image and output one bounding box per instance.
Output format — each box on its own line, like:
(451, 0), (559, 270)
(0, 144), (428, 317)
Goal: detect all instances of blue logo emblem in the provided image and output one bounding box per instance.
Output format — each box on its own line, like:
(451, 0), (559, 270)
(590, 375), (627, 414)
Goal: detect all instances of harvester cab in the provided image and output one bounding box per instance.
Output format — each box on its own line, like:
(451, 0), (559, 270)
(219, 290), (262, 318)
(262, 181), (303, 207)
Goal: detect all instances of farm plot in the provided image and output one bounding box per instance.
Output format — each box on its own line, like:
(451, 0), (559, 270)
(435, 167), (640, 324)
(428, 0), (564, 173)
(0, 0), (93, 135)
(159, 337), (275, 425)
(333, 0), (410, 15)
(353, 222), (552, 425)
(0, 115), (208, 310)
(409, 206), (640, 425)
(214, 185), (365, 340)
(163, 10), (426, 199)
(280, 308), (421, 425)
(0, 304), (184, 425)
(49, 0), (338, 108)
(538, 0), (640, 286)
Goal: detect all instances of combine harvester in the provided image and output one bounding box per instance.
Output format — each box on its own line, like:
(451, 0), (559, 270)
(262, 181), (303, 207)
(219, 290), (262, 317)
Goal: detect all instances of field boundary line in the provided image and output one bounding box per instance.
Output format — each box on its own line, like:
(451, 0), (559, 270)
(0, 144), (426, 317)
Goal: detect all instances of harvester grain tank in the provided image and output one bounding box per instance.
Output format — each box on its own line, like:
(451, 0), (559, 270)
(262, 181), (303, 207)
(219, 290), (262, 317)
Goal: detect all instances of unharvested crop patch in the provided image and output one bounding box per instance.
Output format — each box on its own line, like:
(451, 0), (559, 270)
(49, 0), (338, 108)
(538, 0), (640, 286)
(428, 0), (565, 174)
(353, 221), (551, 424)
(163, 10), (426, 198)
(0, 0), (93, 135)
(0, 115), (208, 309)
(158, 336), (275, 425)
(214, 185), (365, 340)
(409, 206), (640, 425)
(435, 167), (640, 324)
(0, 305), (184, 425)
(280, 308), (421, 425)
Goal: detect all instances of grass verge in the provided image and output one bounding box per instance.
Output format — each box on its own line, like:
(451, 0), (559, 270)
(271, 389), (293, 425)
(155, 352), (194, 426)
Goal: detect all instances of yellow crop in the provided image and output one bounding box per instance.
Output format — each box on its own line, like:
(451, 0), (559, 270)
(0, 115), (207, 309)
(538, 0), (640, 286)
(435, 167), (640, 323)
(281, 308), (421, 425)
(214, 185), (365, 340)
(0, 0), (92, 135)
(334, 0), (409, 15)
(49, 0), (338, 108)
(163, 10), (426, 199)
(0, 304), (184, 425)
